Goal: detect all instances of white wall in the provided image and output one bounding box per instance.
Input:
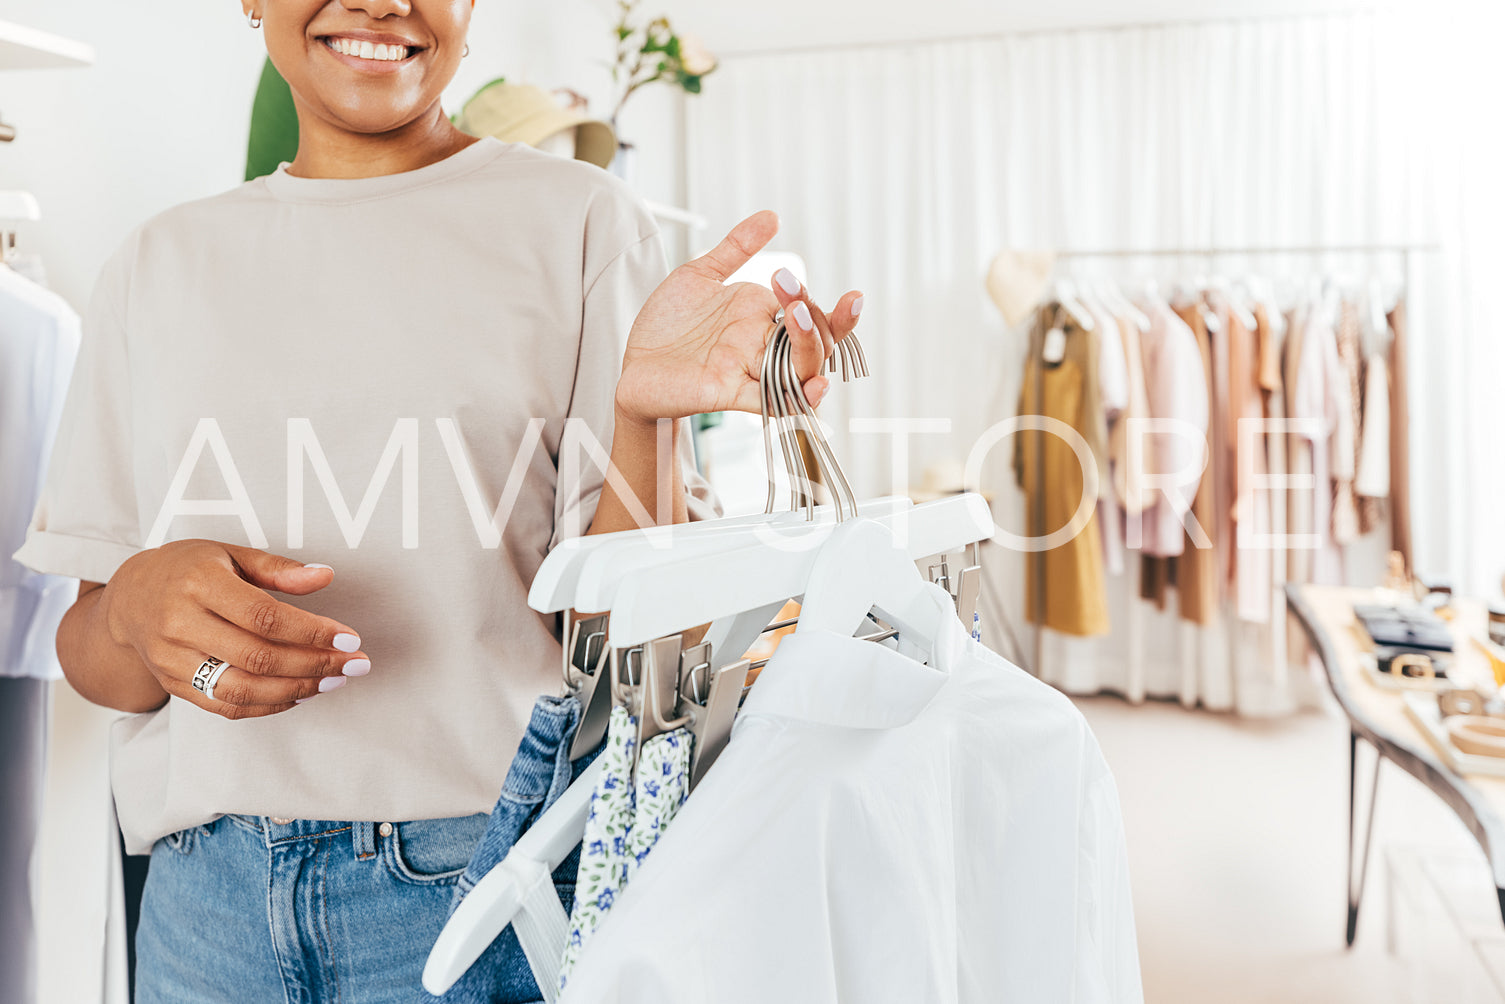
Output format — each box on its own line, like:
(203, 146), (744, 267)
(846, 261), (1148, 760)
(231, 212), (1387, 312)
(662, 0), (1395, 54)
(0, 0), (1404, 312)
(0, 0), (651, 310)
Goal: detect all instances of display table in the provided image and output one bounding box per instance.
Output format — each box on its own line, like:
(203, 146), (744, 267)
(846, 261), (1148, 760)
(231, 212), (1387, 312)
(1286, 584), (1505, 946)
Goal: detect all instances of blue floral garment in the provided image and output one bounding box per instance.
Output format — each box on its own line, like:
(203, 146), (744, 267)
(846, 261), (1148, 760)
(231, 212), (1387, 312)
(624, 728), (693, 883)
(558, 706), (637, 983)
(557, 712), (695, 992)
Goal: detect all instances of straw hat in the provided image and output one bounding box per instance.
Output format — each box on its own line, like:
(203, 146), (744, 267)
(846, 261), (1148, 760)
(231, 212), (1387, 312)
(455, 79), (617, 170)
(986, 250), (1057, 328)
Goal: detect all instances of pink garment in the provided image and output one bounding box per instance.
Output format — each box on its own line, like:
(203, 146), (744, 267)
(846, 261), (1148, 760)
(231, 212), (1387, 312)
(1287, 302), (1345, 586)
(1129, 299), (1209, 557)
(1227, 307), (1272, 624)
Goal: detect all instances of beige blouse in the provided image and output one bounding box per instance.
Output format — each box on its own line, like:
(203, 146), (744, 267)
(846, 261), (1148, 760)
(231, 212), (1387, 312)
(14, 137), (719, 854)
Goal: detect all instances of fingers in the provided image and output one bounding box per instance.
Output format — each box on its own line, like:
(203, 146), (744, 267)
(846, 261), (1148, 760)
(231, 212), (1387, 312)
(825, 290), (865, 344)
(222, 543), (338, 597)
(769, 268), (865, 366)
(783, 300), (828, 394)
(158, 652), (332, 720)
(189, 613), (369, 681)
(195, 565), (361, 651)
(161, 675), (295, 720)
(689, 210), (780, 283)
(802, 375), (831, 409)
(769, 269), (833, 359)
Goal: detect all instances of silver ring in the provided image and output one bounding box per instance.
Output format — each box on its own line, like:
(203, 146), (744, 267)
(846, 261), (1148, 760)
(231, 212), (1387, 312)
(192, 657), (231, 701)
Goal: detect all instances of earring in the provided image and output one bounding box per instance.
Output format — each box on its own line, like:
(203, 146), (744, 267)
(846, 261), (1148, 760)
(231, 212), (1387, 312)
(462, 43), (470, 58)
(247, 10), (261, 28)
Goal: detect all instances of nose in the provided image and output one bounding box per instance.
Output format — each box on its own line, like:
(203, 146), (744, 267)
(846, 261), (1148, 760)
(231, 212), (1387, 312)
(341, 0), (413, 16)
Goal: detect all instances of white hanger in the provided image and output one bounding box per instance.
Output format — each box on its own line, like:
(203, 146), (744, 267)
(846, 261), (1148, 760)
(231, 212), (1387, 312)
(424, 491), (993, 992)
(1096, 277), (1151, 332)
(598, 493), (993, 650)
(422, 757), (605, 996)
(1207, 276), (1257, 331)
(1049, 277), (1097, 332)
(527, 497), (912, 616)
(796, 518), (947, 663)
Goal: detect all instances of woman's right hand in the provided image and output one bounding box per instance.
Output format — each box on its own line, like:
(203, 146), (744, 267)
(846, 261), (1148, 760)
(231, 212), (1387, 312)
(97, 539), (367, 720)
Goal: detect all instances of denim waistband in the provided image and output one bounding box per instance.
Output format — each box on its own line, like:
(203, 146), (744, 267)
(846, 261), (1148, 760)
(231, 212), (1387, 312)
(222, 814), (420, 861)
(217, 693), (587, 863)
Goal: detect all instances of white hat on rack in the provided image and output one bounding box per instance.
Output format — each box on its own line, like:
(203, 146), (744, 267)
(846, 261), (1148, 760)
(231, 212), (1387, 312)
(986, 250), (1057, 328)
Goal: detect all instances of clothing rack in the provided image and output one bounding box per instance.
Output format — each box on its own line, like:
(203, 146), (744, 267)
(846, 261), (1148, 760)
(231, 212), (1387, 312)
(1026, 240), (1433, 702)
(1054, 242), (1440, 258)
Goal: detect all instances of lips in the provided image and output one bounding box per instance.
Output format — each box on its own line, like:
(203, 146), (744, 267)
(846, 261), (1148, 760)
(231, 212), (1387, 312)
(320, 35), (420, 62)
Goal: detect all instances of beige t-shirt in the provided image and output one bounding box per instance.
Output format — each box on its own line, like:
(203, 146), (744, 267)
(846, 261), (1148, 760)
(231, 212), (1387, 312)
(14, 136), (718, 855)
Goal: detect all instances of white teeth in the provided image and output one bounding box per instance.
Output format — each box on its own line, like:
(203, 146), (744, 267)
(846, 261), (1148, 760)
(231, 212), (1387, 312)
(325, 37), (411, 61)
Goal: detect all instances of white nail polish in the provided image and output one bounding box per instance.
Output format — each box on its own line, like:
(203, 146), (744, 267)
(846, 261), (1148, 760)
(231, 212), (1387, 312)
(303, 562), (332, 570)
(792, 301), (813, 332)
(295, 697), (316, 704)
(852, 295), (864, 317)
(774, 268), (800, 296)
(319, 675), (348, 693)
(333, 633), (360, 653)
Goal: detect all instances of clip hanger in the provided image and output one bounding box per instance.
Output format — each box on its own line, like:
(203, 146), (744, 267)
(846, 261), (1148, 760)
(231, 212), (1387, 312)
(564, 614), (614, 760)
(680, 655), (750, 790)
(637, 634), (688, 756)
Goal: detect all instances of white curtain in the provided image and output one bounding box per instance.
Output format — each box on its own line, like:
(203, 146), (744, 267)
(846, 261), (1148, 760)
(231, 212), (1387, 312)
(685, 10), (1505, 712)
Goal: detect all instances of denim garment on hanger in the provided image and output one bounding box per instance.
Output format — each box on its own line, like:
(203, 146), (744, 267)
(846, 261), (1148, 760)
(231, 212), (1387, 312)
(432, 693), (603, 1004)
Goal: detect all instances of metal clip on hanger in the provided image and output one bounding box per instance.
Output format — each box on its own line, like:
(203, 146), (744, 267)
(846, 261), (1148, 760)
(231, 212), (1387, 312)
(679, 653), (750, 789)
(638, 634), (685, 753)
(562, 613), (614, 760)
(639, 637), (746, 789)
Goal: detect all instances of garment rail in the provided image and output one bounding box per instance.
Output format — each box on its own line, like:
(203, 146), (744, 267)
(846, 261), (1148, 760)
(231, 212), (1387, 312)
(1024, 240), (1437, 703)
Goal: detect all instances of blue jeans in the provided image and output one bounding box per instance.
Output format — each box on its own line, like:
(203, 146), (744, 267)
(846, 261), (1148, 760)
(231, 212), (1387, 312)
(135, 695), (596, 1004)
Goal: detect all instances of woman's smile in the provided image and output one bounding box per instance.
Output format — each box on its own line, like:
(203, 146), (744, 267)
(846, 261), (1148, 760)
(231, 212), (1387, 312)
(317, 30), (425, 73)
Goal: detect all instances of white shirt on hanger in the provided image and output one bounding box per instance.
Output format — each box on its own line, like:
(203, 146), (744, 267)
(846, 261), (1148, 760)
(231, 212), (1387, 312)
(0, 263), (80, 680)
(559, 585), (1143, 1004)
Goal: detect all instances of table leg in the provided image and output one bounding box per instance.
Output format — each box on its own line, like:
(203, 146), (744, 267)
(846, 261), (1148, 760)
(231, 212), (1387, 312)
(1347, 729), (1382, 947)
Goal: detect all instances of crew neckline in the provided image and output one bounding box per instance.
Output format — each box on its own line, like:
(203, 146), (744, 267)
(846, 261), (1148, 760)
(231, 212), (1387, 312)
(261, 135), (508, 204)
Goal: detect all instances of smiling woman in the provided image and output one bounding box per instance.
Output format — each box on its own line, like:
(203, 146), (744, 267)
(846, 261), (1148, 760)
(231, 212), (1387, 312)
(256, 0), (473, 177)
(8, 0), (862, 1000)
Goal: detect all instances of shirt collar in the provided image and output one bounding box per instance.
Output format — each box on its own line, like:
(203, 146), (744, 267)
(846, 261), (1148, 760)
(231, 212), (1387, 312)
(736, 583), (960, 731)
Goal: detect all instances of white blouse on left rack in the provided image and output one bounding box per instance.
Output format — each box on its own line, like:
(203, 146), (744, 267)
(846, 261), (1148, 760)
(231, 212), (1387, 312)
(0, 262), (80, 680)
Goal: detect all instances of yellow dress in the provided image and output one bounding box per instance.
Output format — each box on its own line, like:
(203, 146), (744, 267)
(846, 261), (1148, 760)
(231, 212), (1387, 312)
(1013, 304), (1111, 638)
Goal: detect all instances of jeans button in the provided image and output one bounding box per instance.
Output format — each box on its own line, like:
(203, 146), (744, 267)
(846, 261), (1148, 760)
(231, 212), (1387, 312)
(378, 822), (394, 838)
(270, 816), (294, 825)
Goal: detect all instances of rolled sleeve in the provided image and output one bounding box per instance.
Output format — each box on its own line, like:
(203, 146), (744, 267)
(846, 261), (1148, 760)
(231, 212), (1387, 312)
(548, 200), (722, 553)
(13, 241), (144, 585)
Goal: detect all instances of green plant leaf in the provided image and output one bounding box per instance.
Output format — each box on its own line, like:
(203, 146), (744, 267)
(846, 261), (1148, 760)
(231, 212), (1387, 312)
(682, 74), (702, 94)
(245, 57), (299, 181)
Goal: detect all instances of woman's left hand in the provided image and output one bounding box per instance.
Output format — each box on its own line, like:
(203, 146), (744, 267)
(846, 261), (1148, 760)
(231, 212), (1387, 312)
(615, 210), (863, 424)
